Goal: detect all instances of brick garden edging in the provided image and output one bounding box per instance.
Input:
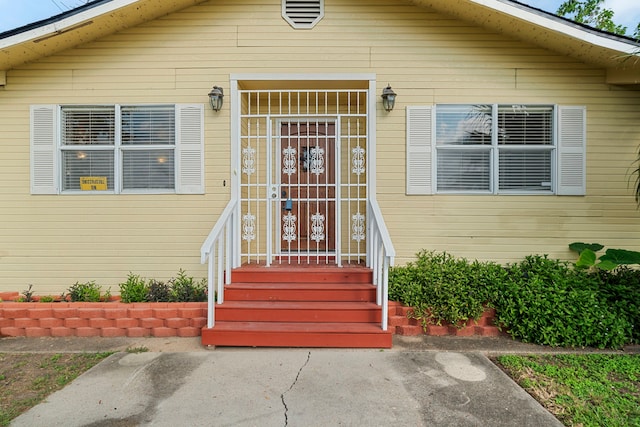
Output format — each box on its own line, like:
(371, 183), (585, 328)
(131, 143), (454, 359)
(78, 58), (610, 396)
(0, 300), (207, 338)
(1, 295), (501, 339)
(388, 301), (506, 337)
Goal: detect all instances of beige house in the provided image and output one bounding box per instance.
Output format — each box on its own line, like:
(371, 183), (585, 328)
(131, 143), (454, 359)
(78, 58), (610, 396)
(1, 0), (639, 297)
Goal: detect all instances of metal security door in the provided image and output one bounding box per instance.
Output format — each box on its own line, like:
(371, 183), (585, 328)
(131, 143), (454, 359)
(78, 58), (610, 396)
(238, 88), (369, 266)
(280, 121), (336, 252)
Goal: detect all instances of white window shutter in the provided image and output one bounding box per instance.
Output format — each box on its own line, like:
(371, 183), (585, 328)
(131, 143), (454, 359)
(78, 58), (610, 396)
(557, 106), (586, 196)
(30, 105), (58, 194)
(406, 106), (433, 195)
(176, 104), (204, 194)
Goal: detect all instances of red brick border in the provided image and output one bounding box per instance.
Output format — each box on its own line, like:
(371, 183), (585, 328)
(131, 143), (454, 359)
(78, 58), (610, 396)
(0, 302), (207, 338)
(2, 300), (502, 338)
(387, 301), (506, 337)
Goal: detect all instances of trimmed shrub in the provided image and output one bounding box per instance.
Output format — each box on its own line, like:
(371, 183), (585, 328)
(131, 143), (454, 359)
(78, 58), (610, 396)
(389, 251), (505, 327)
(493, 255), (633, 349)
(594, 266), (640, 343)
(390, 251), (636, 349)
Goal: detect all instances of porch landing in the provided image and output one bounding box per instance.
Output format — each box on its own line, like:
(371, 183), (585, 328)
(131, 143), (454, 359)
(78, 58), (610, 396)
(201, 263), (392, 348)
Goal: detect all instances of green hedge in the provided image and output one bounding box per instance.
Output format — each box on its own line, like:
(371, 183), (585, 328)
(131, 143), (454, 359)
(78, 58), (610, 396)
(389, 251), (638, 349)
(388, 251), (505, 327)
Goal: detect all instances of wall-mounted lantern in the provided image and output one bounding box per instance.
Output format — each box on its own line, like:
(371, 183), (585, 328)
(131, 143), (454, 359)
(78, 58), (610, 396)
(208, 86), (224, 111)
(381, 85), (397, 112)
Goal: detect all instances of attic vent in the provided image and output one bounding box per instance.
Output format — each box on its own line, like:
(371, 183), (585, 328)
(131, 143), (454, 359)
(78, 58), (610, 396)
(282, 0), (324, 29)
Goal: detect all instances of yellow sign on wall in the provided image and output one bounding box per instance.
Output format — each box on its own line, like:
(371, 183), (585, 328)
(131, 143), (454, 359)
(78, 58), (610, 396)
(80, 177), (108, 191)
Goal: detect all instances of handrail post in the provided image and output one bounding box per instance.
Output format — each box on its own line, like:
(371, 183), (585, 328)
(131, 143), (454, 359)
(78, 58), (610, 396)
(367, 198), (395, 332)
(201, 198), (239, 330)
(207, 249), (215, 328)
(382, 255), (389, 331)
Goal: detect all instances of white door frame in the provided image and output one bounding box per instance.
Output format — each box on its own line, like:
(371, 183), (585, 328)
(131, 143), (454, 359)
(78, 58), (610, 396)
(230, 74), (378, 266)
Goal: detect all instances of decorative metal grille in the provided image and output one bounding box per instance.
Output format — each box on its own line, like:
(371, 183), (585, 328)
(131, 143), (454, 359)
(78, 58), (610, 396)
(239, 88), (368, 265)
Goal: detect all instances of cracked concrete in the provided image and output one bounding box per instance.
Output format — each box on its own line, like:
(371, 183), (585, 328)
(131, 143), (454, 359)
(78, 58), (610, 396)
(281, 351), (310, 426)
(12, 348), (563, 427)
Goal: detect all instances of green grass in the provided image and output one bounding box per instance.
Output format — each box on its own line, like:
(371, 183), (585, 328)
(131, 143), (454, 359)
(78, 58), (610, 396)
(496, 354), (640, 426)
(0, 352), (112, 426)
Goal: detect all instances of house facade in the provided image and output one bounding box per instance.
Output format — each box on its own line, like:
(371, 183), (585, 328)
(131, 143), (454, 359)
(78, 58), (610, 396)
(1, 0), (639, 295)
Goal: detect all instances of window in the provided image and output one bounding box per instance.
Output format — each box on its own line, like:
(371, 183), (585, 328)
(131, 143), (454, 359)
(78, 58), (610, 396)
(406, 104), (586, 196)
(30, 104), (204, 195)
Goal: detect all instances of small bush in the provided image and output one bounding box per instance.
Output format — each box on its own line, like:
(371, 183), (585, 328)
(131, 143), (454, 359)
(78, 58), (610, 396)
(118, 273), (148, 303)
(66, 281), (104, 302)
(169, 269), (206, 302)
(146, 279), (172, 302)
(494, 255), (633, 349)
(389, 251), (504, 327)
(594, 266), (640, 343)
(39, 295), (55, 303)
(21, 284), (35, 302)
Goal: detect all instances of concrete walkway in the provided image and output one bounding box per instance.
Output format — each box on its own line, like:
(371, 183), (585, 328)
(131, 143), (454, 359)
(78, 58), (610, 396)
(3, 336), (636, 427)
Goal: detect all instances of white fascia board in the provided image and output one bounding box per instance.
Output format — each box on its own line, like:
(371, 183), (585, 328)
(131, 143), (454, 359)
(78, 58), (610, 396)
(0, 0), (139, 49)
(476, 0), (640, 55)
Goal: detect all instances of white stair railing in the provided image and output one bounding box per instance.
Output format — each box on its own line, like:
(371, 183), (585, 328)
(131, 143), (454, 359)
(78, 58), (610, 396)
(201, 197), (394, 331)
(367, 199), (395, 331)
(200, 198), (239, 328)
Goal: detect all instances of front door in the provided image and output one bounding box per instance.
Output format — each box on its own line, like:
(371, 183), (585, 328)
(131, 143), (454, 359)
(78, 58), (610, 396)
(280, 121), (336, 253)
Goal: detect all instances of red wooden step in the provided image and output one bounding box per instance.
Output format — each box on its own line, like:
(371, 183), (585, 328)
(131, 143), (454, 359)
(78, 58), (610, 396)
(231, 266), (372, 284)
(216, 301), (382, 323)
(224, 282), (377, 302)
(201, 264), (390, 348)
(202, 322), (392, 348)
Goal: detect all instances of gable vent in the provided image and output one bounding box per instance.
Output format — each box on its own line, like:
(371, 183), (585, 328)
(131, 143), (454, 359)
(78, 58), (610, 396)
(282, 0), (324, 29)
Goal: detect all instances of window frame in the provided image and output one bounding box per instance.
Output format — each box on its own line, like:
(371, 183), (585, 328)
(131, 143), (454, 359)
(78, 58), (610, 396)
(30, 103), (204, 196)
(59, 104), (177, 194)
(434, 103), (557, 195)
(405, 104), (585, 197)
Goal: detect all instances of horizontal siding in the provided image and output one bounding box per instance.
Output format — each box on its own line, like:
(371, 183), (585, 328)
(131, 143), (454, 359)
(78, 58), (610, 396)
(1, 0), (639, 293)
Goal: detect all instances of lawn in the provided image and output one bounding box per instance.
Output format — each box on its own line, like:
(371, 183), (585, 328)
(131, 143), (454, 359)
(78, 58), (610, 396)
(0, 352), (112, 426)
(495, 354), (640, 427)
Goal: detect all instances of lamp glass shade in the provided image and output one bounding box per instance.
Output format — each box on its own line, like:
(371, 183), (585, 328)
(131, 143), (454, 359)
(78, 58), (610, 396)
(381, 85), (396, 112)
(208, 86), (224, 111)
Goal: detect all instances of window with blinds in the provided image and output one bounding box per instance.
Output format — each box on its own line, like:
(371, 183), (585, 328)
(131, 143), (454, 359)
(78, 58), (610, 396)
(435, 104), (554, 193)
(60, 105), (176, 192)
(61, 107), (115, 191)
(121, 106), (175, 190)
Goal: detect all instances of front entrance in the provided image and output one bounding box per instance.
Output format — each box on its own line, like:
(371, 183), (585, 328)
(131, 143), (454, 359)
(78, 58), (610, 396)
(237, 86), (370, 265)
(280, 122), (336, 252)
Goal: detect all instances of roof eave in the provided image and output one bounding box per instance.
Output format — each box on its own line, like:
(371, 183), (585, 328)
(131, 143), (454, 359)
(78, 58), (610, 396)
(0, 0), (207, 73)
(412, 0), (640, 85)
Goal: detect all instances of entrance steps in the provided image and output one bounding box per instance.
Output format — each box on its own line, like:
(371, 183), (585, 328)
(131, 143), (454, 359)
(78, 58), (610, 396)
(201, 265), (392, 348)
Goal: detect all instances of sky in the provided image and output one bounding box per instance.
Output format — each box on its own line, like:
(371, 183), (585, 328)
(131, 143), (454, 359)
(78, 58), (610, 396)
(0, 0), (639, 35)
